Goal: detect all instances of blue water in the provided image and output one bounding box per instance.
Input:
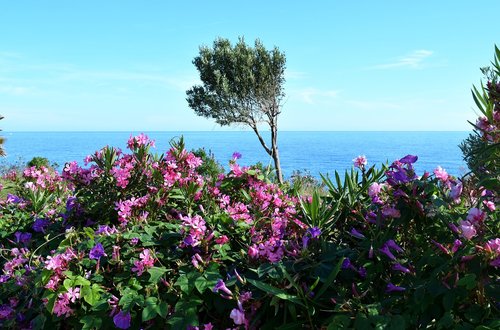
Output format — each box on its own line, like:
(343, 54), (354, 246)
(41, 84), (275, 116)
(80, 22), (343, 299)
(1, 131), (470, 178)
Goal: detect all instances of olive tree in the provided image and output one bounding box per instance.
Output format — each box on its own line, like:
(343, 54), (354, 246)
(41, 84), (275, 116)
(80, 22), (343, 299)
(186, 37), (286, 183)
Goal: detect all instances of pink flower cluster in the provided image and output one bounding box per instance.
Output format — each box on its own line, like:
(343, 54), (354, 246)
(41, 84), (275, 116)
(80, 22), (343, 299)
(115, 195), (149, 225)
(131, 249), (155, 276)
(23, 165), (65, 192)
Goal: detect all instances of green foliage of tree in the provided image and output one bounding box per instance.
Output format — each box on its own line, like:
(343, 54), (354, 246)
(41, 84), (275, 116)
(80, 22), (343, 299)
(460, 46), (500, 192)
(186, 37), (286, 183)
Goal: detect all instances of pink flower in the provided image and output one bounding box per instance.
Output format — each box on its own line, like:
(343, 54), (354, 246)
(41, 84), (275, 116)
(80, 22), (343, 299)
(248, 245), (259, 258)
(449, 182), (463, 202)
(483, 200), (495, 211)
(433, 166), (449, 182)
(66, 287), (80, 303)
(229, 308), (246, 325)
(352, 155), (367, 169)
(53, 293), (74, 318)
(460, 220), (477, 240)
(485, 238), (500, 254)
(466, 208), (486, 224)
(368, 182), (382, 198)
(213, 279), (232, 296)
(131, 249), (155, 275)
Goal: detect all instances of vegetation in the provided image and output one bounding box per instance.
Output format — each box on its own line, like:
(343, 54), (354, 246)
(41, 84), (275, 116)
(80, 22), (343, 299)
(0, 49), (498, 329)
(186, 37), (286, 183)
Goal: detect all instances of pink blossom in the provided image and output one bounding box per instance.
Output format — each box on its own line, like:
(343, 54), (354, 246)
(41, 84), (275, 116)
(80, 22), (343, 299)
(66, 287), (80, 303)
(352, 155), (367, 169)
(433, 166), (449, 182)
(53, 293), (74, 318)
(229, 308), (246, 325)
(466, 208), (486, 224)
(483, 200), (495, 211)
(131, 249), (155, 275)
(382, 205), (401, 218)
(368, 182), (382, 198)
(248, 245), (259, 258)
(449, 182), (462, 202)
(459, 220), (477, 240)
(485, 238), (500, 254)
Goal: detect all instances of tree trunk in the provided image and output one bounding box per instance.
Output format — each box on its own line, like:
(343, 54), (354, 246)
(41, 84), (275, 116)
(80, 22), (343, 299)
(270, 121), (283, 184)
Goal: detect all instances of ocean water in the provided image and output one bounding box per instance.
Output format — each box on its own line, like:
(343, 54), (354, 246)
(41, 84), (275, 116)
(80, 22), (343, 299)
(1, 131), (470, 179)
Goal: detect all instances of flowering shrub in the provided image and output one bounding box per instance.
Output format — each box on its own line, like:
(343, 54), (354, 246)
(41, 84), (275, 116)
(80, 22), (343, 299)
(0, 49), (499, 329)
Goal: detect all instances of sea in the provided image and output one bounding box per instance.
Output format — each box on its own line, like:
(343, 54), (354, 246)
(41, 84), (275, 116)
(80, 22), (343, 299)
(0, 131), (470, 179)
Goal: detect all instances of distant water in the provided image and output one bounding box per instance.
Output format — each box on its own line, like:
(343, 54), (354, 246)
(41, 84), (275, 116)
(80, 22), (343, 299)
(1, 131), (470, 179)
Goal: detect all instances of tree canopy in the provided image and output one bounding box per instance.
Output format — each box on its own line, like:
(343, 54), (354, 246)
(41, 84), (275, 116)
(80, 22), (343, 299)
(186, 37), (286, 182)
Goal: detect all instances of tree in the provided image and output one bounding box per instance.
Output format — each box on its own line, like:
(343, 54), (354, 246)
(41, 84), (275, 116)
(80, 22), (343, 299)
(186, 37), (286, 183)
(0, 115), (5, 156)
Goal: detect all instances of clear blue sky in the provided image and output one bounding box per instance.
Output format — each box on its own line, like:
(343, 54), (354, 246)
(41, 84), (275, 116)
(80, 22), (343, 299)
(1, 1), (498, 131)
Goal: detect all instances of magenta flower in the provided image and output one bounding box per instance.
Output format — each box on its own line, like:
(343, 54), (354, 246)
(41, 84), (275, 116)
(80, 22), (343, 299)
(232, 152), (242, 160)
(433, 166), (449, 182)
(248, 245), (259, 259)
(368, 182), (382, 198)
(490, 257), (500, 268)
(449, 182), (463, 202)
(466, 208), (486, 224)
(213, 279), (232, 296)
(460, 220), (477, 240)
(352, 155), (367, 169)
(485, 238), (500, 254)
(229, 308), (246, 325)
(308, 227), (321, 238)
(386, 283), (406, 293)
(89, 243), (106, 260)
(131, 249), (155, 276)
(451, 239), (463, 254)
(113, 310), (131, 329)
(483, 200), (496, 211)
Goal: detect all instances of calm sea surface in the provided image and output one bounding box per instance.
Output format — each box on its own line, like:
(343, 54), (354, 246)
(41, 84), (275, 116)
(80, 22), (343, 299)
(1, 131), (470, 179)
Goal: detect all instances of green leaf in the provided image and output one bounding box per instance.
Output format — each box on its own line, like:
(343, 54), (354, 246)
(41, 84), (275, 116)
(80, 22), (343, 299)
(142, 297), (158, 322)
(148, 266), (168, 283)
(315, 258), (344, 300)
(327, 315), (351, 329)
(247, 278), (304, 306)
(80, 315), (102, 330)
(157, 301), (169, 318)
(81, 284), (102, 306)
(119, 288), (144, 310)
(30, 314), (47, 330)
(457, 273), (477, 290)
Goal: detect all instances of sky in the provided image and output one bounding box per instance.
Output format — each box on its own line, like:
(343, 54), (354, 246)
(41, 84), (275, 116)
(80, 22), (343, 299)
(0, 1), (499, 132)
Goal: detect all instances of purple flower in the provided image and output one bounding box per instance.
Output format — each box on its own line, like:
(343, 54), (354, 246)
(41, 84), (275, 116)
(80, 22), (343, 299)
(451, 239), (462, 254)
(341, 258), (351, 269)
(358, 266), (367, 278)
(349, 228), (365, 239)
(232, 152), (242, 160)
(130, 237), (140, 246)
(229, 308), (246, 325)
(392, 263), (411, 274)
(386, 283), (406, 293)
(89, 243), (106, 260)
(379, 245), (396, 260)
(399, 155), (418, 164)
(213, 279), (232, 296)
(385, 239), (403, 253)
(14, 232), (32, 245)
(113, 310), (131, 329)
(490, 257), (500, 268)
(6, 194), (23, 204)
(32, 218), (50, 233)
(65, 196), (78, 212)
(308, 227), (321, 238)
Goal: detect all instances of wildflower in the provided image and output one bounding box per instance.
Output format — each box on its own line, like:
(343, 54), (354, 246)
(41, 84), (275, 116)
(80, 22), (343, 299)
(66, 287), (80, 303)
(466, 208), (486, 224)
(232, 152), (242, 160)
(308, 227), (321, 238)
(248, 245), (259, 259)
(112, 245), (121, 261)
(113, 310), (131, 329)
(14, 232), (32, 245)
(449, 182), (463, 202)
(386, 283), (406, 293)
(89, 243), (107, 260)
(484, 200), (495, 211)
(352, 155), (367, 169)
(368, 182), (382, 198)
(229, 308), (246, 325)
(399, 155), (418, 164)
(433, 166), (449, 182)
(53, 294), (73, 318)
(385, 239), (404, 253)
(131, 249), (155, 276)
(213, 279), (232, 296)
(392, 263), (411, 274)
(485, 238), (500, 254)
(215, 235), (229, 244)
(349, 228), (365, 239)
(341, 258), (351, 269)
(490, 257), (500, 268)
(203, 323), (214, 330)
(451, 239), (463, 254)
(382, 205), (401, 218)
(379, 245), (396, 260)
(460, 220), (477, 240)
(33, 218), (50, 233)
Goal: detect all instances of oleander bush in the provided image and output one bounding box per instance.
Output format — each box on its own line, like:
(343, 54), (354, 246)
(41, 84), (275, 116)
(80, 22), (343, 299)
(0, 50), (499, 329)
